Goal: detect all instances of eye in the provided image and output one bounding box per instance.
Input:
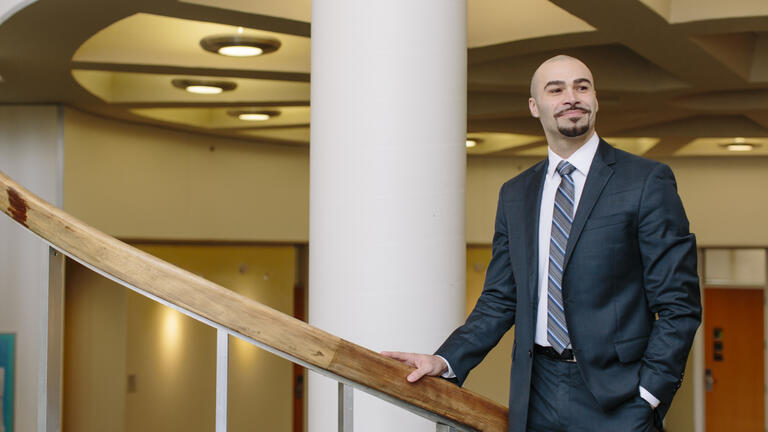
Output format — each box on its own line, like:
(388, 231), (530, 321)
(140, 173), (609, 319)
(548, 88), (562, 94)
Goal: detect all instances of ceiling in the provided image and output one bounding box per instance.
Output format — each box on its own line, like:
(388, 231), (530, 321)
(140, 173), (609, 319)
(2, 0), (768, 157)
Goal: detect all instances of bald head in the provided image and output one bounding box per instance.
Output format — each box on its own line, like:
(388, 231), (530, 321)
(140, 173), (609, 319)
(529, 55), (594, 99)
(527, 55), (599, 149)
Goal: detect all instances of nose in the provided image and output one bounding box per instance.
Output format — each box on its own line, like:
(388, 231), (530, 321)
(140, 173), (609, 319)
(563, 86), (578, 104)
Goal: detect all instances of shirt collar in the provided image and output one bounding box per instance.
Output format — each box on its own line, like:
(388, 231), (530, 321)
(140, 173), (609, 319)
(546, 132), (600, 178)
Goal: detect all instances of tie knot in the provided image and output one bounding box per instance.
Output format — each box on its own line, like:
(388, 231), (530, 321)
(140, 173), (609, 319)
(557, 161), (576, 177)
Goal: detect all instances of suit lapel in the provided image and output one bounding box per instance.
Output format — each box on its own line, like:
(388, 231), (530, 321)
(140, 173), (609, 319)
(563, 140), (616, 270)
(524, 160), (548, 303)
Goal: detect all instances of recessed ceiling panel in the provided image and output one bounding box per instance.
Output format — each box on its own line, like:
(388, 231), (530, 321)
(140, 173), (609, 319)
(690, 32), (757, 80)
(671, 89), (768, 111)
(72, 13), (310, 73)
(750, 32), (768, 83)
(131, 106), (309, 129)
(676, 137), (768, 156)
(512, 145), (549, 157)
(179, 0), (311, 22)
(746, 111), (768, 130)
(468, 0), (594, 48)
(492, 137), (659, 157)
(470, 45), (688, 92)
(183, 0), (594, 49)
(73, 70), (310, 103)
(620, 115), (768, 137)
(602, 137), (660, 155)
(240, 127), (309, 143)
(669, 0), (768, 24)
(637, 0), (671, 21)
(466, 133), (542, 155)
(468, 92), (530, 118)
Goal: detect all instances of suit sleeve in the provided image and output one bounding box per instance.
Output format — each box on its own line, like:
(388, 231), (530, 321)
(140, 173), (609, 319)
(434, 185), (517, 386)
(637, 163), (702, 409)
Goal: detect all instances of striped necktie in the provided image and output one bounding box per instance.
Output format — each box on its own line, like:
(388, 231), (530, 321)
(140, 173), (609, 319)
(547, 160), (576, 353)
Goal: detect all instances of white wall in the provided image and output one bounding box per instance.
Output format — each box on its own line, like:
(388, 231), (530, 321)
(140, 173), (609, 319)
(0, 105), (62, 432)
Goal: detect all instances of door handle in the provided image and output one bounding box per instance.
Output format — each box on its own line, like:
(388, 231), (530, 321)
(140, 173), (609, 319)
(705, 368), (715, 392)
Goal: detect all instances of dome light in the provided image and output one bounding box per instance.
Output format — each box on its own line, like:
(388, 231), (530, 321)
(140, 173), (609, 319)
(719, 138), (760, 152)
(172, 79), (237, 94)
(218, 45), (264, 57)
(227, 109), (281, 121)
(200, 35), (281, 58)
(726, 143), (756, 152)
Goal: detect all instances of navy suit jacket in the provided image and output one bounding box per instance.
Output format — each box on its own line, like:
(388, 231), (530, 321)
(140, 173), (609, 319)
(436, 140), (701, 432)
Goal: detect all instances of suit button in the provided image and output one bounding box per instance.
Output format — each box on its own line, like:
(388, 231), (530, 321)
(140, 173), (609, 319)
(528, 349), (532, 358)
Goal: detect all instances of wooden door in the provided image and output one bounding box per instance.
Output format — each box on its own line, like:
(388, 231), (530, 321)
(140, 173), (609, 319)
(705, 288), (765, 432)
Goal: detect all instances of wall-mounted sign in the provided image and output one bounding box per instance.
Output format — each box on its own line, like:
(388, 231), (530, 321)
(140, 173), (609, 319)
(713, 327), (723, 362)
(0, 333), (14, 432)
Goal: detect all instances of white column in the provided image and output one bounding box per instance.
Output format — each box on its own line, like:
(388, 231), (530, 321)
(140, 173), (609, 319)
(309, 1), (467, 431)
(0, 105), (63, 432)
(0, 0), (38, 26)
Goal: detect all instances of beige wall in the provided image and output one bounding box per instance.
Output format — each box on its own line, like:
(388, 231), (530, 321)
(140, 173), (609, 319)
(462, 247), (513, 406)
(63, 261), (126, 432)
(466, 157), (538, 245)
(664, 353), (695, 432)
(64, 108), (768, 249)
(63, 108), (309, 242)
(63, 244), (296, 432)
(136, 244), (296, 432)
(664, 157), (768, 247)
(124, 287), (217, 432)
(466, 155), (768, 246)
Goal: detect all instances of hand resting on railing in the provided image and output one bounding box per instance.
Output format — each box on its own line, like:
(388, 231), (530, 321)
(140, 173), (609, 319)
(381, 351), (448, 382)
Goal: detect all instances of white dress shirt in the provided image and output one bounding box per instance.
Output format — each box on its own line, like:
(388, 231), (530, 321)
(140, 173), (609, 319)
(535, 132), (599, 347)
(441, 132), (659, 408)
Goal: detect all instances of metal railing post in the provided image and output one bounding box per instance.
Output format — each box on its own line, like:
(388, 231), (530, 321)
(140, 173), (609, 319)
(43, 247), (65, 432)
(339, 382), (354, 432)
(216, 329), (229, 432)
(437, 423), (456, 432)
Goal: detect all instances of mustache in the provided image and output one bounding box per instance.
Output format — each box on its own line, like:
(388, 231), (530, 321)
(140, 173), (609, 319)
(555, 106), (591, 117)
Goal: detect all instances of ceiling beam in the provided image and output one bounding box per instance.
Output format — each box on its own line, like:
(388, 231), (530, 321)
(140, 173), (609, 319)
(468, 31), (609, 64)
(145, 0), (310, 37)
(551, 0), (746, 88)
(71, 62), (310, 82)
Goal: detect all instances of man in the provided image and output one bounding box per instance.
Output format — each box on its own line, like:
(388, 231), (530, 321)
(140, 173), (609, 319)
(383, 55), (701, 431)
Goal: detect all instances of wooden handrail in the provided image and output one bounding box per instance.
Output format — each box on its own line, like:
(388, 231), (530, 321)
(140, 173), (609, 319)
(0, 169), (508, 431)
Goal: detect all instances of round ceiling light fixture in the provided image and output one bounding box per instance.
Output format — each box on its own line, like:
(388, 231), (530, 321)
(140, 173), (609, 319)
(200, 35), (281, 57)
(172, 79), (237, 95)
(721, 137), (760, 152)
(725, 143), (758, 152)
(227, 109), (281, 121)
(466, 138), (482, 148)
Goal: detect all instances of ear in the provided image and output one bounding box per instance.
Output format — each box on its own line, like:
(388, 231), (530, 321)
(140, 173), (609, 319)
(529, 97), (539, 118)
(594, 91), (599, 113)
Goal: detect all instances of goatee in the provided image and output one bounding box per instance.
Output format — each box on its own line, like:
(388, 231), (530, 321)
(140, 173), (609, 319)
(558, 124), (590, 137)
